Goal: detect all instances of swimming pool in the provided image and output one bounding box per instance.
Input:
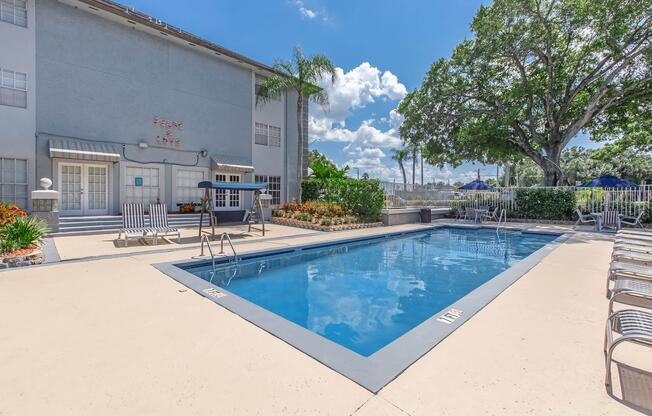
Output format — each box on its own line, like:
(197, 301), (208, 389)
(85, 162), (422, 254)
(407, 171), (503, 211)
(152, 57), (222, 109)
(157, 226), (564, 391)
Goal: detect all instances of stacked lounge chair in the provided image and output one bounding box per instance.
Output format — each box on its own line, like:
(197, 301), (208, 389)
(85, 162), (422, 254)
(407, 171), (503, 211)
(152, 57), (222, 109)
(604, 228), (652, 387)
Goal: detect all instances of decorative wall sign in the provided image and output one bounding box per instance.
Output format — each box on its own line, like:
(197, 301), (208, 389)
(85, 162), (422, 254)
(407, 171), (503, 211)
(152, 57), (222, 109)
(135, 177), (143, 186)
(153, 116), (183, 147)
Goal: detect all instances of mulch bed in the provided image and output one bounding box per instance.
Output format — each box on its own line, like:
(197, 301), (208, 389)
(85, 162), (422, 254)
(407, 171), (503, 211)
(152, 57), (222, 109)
(272, 217), (383, 232)
(0, 245), (37, 259)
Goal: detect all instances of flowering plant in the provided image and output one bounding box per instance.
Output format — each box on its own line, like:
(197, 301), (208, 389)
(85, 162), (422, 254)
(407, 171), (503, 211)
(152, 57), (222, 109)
(0, 202), (27, 227)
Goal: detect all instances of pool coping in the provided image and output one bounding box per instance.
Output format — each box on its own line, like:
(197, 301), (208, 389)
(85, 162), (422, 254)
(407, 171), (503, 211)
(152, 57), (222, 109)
(153, 225), (570, 393)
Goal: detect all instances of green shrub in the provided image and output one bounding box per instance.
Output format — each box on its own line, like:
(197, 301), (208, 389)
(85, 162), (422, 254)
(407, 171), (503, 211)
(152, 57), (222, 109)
(301, 178), (385, 221)
(301, 179), (322, 201)
(0, 216), (48, 254)
(513, 188), (576, 220)
(321, 217), (332, 226)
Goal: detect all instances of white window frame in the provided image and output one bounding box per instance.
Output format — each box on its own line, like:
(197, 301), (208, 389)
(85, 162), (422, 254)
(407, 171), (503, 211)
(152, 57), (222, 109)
(268, 125), (281, 147)
(171, 165), (209, 207)
(255, 175), (281, 206)
(0, 68), (27, 109)
(0, 0), (27, 28)
(0, 157), (28, 208)
(120, 162), (165, 208)
(255, 75), (281, 102)
(255, 122), (268, 146)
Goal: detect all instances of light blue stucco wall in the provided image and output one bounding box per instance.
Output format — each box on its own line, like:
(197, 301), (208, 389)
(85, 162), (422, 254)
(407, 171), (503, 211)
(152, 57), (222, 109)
(35, 0), (274, 213)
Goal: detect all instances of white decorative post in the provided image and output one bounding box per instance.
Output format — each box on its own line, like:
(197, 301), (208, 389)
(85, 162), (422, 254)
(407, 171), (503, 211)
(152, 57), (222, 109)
(31, 178), (59, 233)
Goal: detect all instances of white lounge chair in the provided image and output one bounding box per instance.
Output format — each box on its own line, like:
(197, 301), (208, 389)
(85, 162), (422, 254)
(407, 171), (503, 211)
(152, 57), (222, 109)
(575, 208), (596, 227)
(620, 211), (646, 229)
(118, 203), (155, 247)
(604, 309), (652, 387)
(612, 249), (652, 265)
(149, 203), (180, 245)
(607, 261), (652, 295)
(609, 279), (652, 314)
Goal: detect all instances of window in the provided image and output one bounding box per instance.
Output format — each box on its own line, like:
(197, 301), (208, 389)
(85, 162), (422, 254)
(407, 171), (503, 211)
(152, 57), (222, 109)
(268, 126), (281, 147)
(255, 75), (280, 101)
(0, 157), (28, 208)
(255, 123), (281, 147)
(255, 175), (281, 206)
(175, 169), (205, 205)
(255, 122), (268, 145)
(1, 0), (27, 27)
(0, 69), (27, 108)
(214, 173), (241, 209)
(125, 166), (160, 206)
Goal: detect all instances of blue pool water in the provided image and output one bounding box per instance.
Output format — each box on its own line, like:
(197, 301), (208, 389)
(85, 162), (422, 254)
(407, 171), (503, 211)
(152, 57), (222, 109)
(185, 228), (556, 356)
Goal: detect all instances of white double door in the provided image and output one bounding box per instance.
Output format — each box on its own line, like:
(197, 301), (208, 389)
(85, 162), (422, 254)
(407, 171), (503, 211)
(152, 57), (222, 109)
(215, 173), (241, 210)
(59, 163), (109, 216)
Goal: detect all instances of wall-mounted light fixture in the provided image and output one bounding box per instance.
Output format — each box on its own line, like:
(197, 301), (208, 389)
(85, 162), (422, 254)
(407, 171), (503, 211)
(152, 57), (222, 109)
(200, 150), (208, 158)
(138, 141), (149, 149)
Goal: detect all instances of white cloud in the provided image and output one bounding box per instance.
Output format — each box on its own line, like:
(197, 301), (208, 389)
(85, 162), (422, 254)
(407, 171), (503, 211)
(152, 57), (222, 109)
(294, 1), (328, 22)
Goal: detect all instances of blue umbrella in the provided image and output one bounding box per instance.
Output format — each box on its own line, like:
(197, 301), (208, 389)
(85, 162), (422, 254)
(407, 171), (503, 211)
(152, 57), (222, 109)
(578, 174), (639, 189)
(459, 179), (495, 190)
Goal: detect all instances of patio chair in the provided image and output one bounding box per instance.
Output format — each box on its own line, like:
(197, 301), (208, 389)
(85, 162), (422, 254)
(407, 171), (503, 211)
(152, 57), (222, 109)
(118, 203), (155, 247)
(149, 203), (180, 245)
(456, 206), (466, 221)
(575, 208), (596, 227)
(620, 211), (646, 229)
(482, 206), (500, 222)
(608, 279), (652, 314)
(597, 210), (621, 232)
(604, 309), (652, 387)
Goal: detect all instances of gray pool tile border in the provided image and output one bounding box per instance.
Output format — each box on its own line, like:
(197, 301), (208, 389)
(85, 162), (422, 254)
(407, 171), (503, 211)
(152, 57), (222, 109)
(153, 226), (570, 393)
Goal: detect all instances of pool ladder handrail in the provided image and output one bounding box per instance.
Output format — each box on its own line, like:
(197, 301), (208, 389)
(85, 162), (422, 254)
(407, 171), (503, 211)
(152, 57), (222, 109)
(219, 232), (238, 263)
(496, 208), (507, 230)
(200, 234), (217, 270)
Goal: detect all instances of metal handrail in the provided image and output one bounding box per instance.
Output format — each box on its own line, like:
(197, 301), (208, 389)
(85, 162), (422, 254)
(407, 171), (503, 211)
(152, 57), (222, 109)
(200, 234), (216, 270)
(220, 232), (238, 262)
(496, 209), (507, 230)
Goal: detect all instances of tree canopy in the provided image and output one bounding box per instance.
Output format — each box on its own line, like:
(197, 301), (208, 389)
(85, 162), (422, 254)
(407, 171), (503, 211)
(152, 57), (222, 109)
(257, 46), (336, 201)
(399, 0), (652, 186)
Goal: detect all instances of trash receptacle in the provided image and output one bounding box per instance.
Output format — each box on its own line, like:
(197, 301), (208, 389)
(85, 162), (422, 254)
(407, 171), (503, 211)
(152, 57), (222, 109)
(420, 208), (432, 223)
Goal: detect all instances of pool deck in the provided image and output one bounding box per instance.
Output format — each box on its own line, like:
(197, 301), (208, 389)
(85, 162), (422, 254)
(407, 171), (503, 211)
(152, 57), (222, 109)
(1, 221), (651, 415)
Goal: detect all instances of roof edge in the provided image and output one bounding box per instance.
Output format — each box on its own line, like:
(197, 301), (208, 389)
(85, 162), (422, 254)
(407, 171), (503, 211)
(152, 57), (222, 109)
(73, 0), (277, 74)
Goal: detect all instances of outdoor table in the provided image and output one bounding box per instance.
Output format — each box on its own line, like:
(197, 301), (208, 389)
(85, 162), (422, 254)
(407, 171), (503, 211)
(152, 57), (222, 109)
(590, 212), (603, 232)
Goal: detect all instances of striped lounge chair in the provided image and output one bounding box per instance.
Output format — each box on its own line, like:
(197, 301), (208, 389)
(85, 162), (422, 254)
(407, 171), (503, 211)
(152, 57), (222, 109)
(118, 203), (155, 247)
(149, 204), (180, 245)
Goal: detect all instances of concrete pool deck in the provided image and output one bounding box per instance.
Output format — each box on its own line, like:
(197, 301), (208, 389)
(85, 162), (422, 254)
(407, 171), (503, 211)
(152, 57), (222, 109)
(1, 222), (651, 415)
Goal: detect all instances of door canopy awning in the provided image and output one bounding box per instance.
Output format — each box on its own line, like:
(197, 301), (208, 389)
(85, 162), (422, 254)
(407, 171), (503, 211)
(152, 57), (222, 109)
(210, 155), (254, 173)
(198, 181), (267, 191)
(49, 138), (121, 162)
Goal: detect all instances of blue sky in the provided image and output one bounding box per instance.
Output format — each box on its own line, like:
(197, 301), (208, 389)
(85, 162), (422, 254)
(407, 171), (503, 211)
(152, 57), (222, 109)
(123, 0), (596, 184)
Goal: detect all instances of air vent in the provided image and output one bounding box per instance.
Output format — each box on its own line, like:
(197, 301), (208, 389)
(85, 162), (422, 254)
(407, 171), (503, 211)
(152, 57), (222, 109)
(126, 20), (136, 25)
(88, 6), (99, 11)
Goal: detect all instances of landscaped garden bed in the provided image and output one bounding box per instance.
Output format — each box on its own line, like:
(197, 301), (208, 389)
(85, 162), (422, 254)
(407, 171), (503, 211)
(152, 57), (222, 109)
(0, 203), (48, 268)
(272, 201), (383, 232)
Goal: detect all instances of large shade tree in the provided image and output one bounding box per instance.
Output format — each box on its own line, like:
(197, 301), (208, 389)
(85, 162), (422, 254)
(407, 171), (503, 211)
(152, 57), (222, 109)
(256, 46), (336, 201)
(399, 0), (652, 186)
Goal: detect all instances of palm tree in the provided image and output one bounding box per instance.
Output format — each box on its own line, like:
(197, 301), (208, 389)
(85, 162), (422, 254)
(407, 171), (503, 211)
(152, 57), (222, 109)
(392, 148), (410, 186)
(256, 46), (336, 202)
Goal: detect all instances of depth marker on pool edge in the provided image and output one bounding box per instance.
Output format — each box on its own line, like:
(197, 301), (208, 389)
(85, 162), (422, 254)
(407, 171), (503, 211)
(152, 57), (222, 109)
(437, 308), (463, 324)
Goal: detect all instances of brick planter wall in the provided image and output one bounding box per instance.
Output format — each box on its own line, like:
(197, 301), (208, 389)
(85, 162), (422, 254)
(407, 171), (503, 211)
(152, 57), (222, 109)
(272, 217), (383, 232)
(0, 247), (44, 269)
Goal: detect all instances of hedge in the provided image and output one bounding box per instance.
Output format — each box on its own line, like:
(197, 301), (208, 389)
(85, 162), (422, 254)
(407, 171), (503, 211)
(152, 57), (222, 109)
(301, 178), (385, 221)
(512, 188), (576, 220)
